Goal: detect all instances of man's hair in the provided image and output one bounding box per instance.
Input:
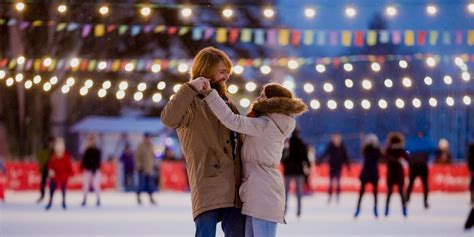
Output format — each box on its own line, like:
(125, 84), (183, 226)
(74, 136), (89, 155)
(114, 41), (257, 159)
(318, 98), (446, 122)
(190, 47), (232, 82)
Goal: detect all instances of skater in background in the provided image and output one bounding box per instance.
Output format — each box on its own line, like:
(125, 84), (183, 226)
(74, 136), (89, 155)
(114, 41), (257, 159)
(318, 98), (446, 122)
(406, 131), (436, 209)
(120, 143), (135, 191)
(0, 156), (5, 202)
(354, 134), (382, 218)
(383, 132), (409, 217)
(464, 141), (474, 230)
(282, 128), (311, 218)
(45, 138), (73, 210)
(135, 133), (156, 205)
(81, 134), (102, 207)
(318, 133), (351, 204)
(36, 137), (54, 203)
(435, 138), (452, 164)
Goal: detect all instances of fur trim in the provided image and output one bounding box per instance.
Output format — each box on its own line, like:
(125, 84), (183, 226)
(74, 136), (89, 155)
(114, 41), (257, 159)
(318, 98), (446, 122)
(251, 97), (308, 116)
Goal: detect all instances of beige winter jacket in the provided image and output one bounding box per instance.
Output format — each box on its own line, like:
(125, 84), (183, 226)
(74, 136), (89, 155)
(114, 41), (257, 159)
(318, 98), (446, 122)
(204, 90), (307, 224)
(135, 141), (155, 175)
(160, 84), (243, 220)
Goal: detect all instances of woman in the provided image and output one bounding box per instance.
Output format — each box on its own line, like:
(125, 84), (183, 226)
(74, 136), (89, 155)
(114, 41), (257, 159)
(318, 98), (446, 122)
(354, 134), (382, 218)
(45, 137), (73, 210)
(197, 80), (307, 237)
(384, 132), (409, 217)
(434, 138), (452, 164)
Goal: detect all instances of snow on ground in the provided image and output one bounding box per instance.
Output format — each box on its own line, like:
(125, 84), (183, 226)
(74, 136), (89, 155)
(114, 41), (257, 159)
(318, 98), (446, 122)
(1, 191), (473, 236)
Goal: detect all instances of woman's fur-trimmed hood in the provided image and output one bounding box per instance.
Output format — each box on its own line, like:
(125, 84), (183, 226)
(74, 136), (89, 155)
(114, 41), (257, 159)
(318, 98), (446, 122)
(251, 97), (308, 116)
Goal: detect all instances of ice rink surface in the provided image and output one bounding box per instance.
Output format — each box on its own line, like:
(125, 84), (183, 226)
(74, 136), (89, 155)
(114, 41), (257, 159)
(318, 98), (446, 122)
(1, 191), (473, 236)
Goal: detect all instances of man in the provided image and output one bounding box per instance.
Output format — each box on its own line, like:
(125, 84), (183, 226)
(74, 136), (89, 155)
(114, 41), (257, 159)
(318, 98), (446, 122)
(135, 133), (157, 205)
(161, 47), (245, 236)
(81, 134), (102, 207)
(36, 137), (54, 203)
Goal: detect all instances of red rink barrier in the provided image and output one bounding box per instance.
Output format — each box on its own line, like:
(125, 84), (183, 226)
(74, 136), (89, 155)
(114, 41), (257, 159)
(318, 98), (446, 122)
(3, 161), (470, 192)
(3, 161), (116, 190)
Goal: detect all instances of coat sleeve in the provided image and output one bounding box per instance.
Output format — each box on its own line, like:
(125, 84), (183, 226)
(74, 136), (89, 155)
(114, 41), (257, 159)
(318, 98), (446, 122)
(160, 83), (199, 129)
(204, 90), (268, 137)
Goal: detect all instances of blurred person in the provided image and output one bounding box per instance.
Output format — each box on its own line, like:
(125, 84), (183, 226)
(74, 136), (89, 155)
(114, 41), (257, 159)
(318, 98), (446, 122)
(0, 156), (5, 202)
(354, 134), (382, 218)
(464, 141), (474, 230)
(434, 138), (452, 164)
(36, 136), (54, 203)
(160, 47), (246, 236)
(318, 133), (351, 204)
(199, 80), (307, 237)
(45, 138), (73, 210)
(384, 132), (409, 217)
(120, 143), (135, 191)
(81, 134), (102, 207)
(406, 131), (435, 209)
(282, 128), (311, 218)
(135, 133), (156, 205)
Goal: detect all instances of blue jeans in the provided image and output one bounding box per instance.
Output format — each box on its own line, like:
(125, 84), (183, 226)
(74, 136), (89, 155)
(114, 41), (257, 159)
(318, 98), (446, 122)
(245, 216), (277, 237)
(137, 173), (154, 195)
(194, 207), (245, 237)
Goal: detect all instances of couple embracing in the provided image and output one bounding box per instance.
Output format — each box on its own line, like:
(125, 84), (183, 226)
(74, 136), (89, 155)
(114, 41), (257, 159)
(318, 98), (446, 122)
(161, 47), (307, 237)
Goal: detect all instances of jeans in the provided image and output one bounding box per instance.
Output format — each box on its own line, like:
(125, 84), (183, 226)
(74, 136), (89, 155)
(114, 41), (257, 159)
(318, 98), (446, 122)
(194, 207), (245, 237)
(244, 216), (277, 237)
(284, 175), (304, 216)
(137, 172), (154, 195)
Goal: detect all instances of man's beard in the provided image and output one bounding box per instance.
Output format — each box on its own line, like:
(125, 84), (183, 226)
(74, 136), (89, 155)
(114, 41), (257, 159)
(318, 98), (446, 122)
(211, 81), (227, 99)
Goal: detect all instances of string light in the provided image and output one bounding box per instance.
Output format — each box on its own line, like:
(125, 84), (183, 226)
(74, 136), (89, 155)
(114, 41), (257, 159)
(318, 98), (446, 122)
(468, 3), (474, 14)
(43, 82), (52, 91)
(310, 99), (320, 110)
(424, 76), (433, 85)
(228, 84), (239, 94)
(315, 64), (326, 73)
(99, 6), (110, 16)
(412, 98), (421, 108)
(151, 64), (161, 73)
(426, 57), (436, 67)
(6, 78), (14, 87)
(426, 4), (438, 16)
(84, 79), (93, 88)
(43, 57), (52, 67)
(304, 7), (316, 18)
(119, 81), (128, 90)
(303, 83), (314, 93)
(240, 98), (250, 108)
(361, 79), (372, 90)
(345, 79), (354, 88)
(24, 80), (32, 89)
(98, 61), (107, 70)
(345, 6), (357, 18)
(446, 96), (454, 106)
(443, 75), (453, 85)
(283, 80), (295, 90)
(395, 98), (405, 109)
(399, 60), (408, 69)
(361, 99), (371, 110)
(429, 98), (438, 107)
(233, 65), (244, 75)
(402, 77), (412, 88)
(245, 82), (257, 92)
(384, 79), (393, 88)
(140, 6), (152, 17)
(17, 56), (25, 65)
(0, 70), (5, 79)
(454, 57), (464, 66)
(80, 87), (88, 96)
(222, 7), (234, 18)
(344, 100), (354, 110)
(462, 72), (471, 81)
(378, 99), (388, 109)
(343, 63), (353, 72)
(125, 63), (134, 72)
(70, 58), (79, 67)
(327, 100), (337, 110)
(33, 75), (41, 84)
(463, 95), (472, 105)
(152, 93), (162, 103)
(385, 6), (398, 17)
(137, 82), (147, 91)
(173, 84), (182, 93)
(116, 90), (125, 100)
(181, 7), (192, 18)
(177, 63), (189, 73)
(66, 77), (75, 87)
(134, 92), (143, 101)
(15, 73), (24, 82)
(263, 7), (275, 18)
(102, 80), (112, 89)
(288, 59), (299, 70)
(323, 82), (334, 93)
(98, 88), (107, 98)
(57, 4), (67, 14)
(157, 81), (166, 90)
(15, 2), (25, 12)
(260, 65), (271, 75)
(50, 76), (58, 85)
(61, 85), (70, 94)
